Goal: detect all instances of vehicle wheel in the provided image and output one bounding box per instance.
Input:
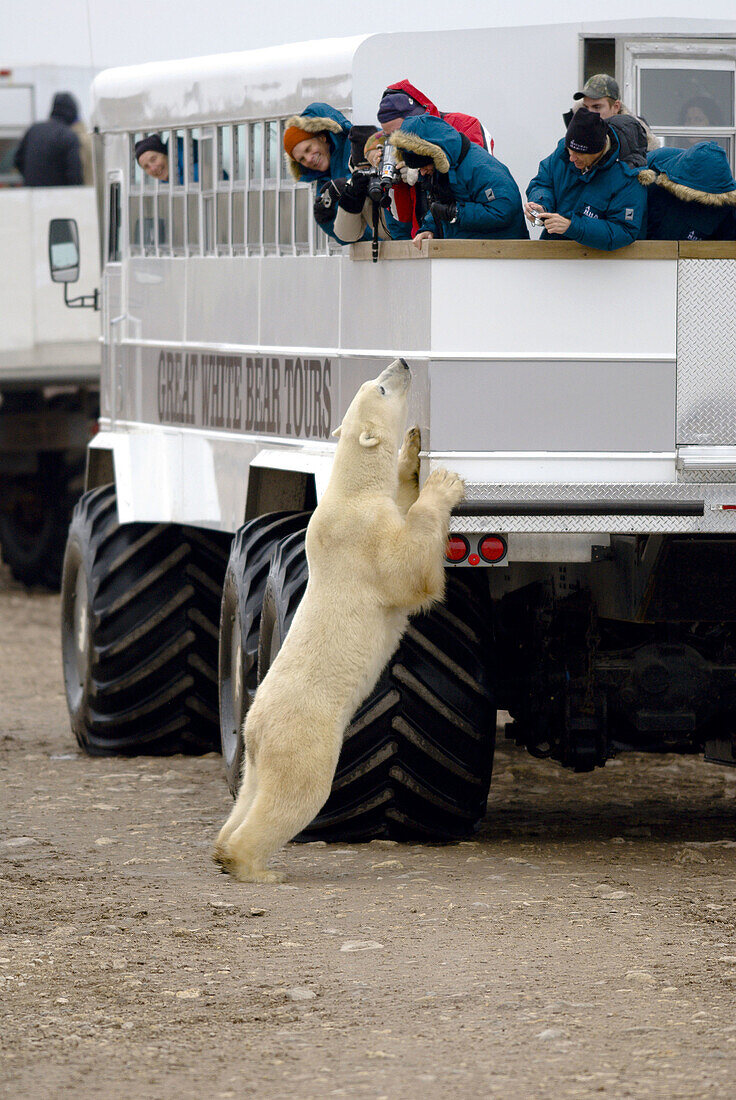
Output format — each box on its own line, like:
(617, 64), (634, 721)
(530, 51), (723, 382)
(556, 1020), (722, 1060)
(0, 463), (81, 590)
(259, 532), (497, 841)
(61, 484), (232, 755)
(218, 512), (310, 795)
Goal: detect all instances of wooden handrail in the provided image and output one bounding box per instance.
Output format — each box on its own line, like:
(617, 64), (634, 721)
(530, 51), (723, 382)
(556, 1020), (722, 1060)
(350, 239), (736, 261)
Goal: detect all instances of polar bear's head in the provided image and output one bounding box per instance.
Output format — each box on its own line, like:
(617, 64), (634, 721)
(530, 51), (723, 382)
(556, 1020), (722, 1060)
(332, 359), (410, 461)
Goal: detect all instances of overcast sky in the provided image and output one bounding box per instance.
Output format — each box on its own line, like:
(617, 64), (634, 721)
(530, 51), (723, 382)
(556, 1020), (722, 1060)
(3, 0), (736, 70)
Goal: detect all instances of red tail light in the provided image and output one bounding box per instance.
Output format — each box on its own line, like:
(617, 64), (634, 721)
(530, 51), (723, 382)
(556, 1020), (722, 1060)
(479, 535), (507, 563)
(445, 535), (469, 563)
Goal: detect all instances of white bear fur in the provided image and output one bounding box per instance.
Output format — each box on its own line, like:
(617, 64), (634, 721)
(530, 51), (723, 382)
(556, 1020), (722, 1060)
(213, 359), (465, 882)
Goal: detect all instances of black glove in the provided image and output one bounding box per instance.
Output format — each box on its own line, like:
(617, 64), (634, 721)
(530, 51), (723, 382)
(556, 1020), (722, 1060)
(313, 180), (344, 226)
(430, 201), (458, 224)
(338, 170), (370, 214)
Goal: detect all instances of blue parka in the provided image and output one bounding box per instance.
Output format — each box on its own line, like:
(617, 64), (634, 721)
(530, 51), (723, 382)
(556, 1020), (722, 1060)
(389, 115), (528, 240)
(527, 129), (647, 251)
(639, 142), (736, 241)
(284, 103), (352, 242)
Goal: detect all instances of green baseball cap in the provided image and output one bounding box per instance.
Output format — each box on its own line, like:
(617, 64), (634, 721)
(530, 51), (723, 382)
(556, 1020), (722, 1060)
(573, 74), (620, 101)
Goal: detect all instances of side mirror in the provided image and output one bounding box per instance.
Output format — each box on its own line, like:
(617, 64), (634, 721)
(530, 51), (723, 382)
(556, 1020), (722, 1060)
(49, 218), (80, 283)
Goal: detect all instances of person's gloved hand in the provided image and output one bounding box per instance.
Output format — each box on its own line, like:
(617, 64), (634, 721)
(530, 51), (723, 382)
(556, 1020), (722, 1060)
(398, 164), (420, 187)
(338, 171), (370, 214)
(313, 180), (344, 226)
(430, 201), (458, 224)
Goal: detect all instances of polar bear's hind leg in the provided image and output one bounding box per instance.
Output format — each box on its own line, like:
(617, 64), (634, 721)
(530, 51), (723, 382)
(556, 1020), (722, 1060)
(219, 762), (335, 883)
(212, 750), (258, 863)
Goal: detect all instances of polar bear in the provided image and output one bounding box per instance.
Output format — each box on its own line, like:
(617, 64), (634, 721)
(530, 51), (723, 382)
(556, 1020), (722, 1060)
(213, 358), (464, 882)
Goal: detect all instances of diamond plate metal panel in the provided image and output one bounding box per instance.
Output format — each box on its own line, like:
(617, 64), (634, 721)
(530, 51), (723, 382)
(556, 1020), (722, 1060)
(678, 259), (736, 445)
(450, 481), (736, 534)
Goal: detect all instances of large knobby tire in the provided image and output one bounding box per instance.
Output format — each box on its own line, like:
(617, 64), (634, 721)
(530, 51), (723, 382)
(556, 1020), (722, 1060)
(61, 484), (232, 756)
(259, 530), (497, 842)
(0, 461), (83, 590)
(218, 512), (310, 795)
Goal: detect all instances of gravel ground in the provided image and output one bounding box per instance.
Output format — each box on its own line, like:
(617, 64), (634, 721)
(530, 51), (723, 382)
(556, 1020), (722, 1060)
(2, 563), (736, 1099)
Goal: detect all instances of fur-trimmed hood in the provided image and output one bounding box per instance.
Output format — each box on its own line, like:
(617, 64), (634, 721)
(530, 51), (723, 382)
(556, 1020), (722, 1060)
(388, 115), (459, 173)
(639, 142), (736, 206)
(284, 102), (351, 182)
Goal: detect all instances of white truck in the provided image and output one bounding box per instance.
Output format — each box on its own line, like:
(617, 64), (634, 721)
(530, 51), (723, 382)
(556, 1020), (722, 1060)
(0, 68), (99, 587)
(55, 21), (736, 841)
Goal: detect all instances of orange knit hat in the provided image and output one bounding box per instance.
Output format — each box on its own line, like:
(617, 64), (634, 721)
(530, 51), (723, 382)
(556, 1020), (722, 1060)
(283, 126), (317, 158)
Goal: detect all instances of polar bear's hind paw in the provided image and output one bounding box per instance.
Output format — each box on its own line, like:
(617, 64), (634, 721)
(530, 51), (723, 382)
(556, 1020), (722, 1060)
(212, 843), (286, 884)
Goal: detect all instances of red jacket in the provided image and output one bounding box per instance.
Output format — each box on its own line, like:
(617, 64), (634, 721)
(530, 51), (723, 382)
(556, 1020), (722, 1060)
(382, 79), (494, 233)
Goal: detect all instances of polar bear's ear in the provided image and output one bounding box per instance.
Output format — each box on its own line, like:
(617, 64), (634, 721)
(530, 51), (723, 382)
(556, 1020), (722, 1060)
(359, 428), (380, 449)
(331, 425), (342, 438)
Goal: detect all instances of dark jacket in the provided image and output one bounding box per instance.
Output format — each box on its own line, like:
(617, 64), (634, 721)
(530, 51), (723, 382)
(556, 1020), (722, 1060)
(607, 114), (648, 168)
(389, 115), (528, 240)
(639, 142), (736, 241)
(14, 93), (83, 187)
(527, 129), (647, 251)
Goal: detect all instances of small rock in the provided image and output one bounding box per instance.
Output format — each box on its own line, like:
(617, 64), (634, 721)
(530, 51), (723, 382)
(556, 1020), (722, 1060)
(369, 839), (399, 849)
(592, 885), (631, 900)
(718, 956), (736, 964)
(209, 901), (236, 911)
(94, 837), (116, 847)
(371, 860), (404, 870)
(536, 1028), (565, 1041)
(248, 908), (266, 917)
(2, 837), (36, 848)
(626, 970), (656, 985)
(340, 941), (384, 952)
(611, 837), (626, 844)
(676, 848), (707, 864)
(285, 987), (316, 1002)
(175, 989), (201, 999)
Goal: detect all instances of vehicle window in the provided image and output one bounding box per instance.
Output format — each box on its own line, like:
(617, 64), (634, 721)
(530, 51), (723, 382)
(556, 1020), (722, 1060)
(107, 181), (121, 263)
(234, 124), (246, 181)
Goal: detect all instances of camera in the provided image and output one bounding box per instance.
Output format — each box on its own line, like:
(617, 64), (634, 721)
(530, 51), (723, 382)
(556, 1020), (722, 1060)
(367, 143), (400, 207)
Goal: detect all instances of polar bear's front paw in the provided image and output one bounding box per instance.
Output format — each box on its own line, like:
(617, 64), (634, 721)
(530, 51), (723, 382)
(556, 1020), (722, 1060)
(399, 426), (421, 467)
(423, 467), (465, 509)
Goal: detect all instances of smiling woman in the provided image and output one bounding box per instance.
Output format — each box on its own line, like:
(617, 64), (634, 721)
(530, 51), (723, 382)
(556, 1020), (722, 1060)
(134, 133), (170, 180)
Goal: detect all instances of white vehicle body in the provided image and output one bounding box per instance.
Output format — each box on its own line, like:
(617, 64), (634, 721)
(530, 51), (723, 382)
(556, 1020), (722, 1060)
(88, 21), (736, 541)
(0, 65), (100, 588)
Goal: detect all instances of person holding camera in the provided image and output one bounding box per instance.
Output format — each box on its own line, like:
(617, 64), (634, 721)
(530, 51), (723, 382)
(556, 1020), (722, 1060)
(283, 102), (353, 241)
(371, 83), (494, 238)
(326, 128), (401, 245)
(525, 107), (646, 251)
(388, 114), (527, 246)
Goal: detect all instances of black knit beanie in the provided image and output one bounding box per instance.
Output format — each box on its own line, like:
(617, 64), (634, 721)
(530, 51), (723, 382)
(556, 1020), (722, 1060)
(565, 107), (606, 154)
(400, 147), (434, 170)
(135, 134), (168, 161)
